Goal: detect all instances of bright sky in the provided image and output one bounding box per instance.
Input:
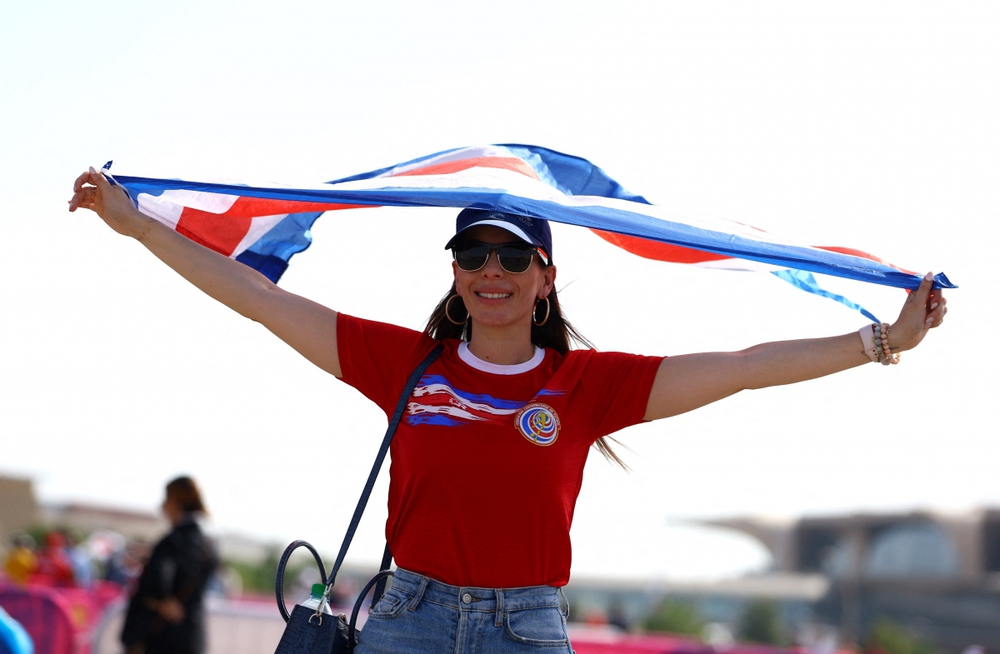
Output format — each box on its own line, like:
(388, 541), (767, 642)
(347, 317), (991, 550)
(3, 1), (997, 582)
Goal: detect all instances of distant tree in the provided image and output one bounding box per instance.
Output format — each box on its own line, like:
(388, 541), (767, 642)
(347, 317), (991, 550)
(225, 547), (295, 594)
(737, 599), (783, 645)
(642, 599), (704, 637)
(867, 620), (942, 654)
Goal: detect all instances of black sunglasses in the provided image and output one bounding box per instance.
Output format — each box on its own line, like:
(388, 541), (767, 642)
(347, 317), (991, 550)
(452, 241), (541, 274)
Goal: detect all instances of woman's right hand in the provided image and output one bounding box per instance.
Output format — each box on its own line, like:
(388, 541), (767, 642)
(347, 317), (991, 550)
(68, 167), (344, 378)
(68, 167), (153, 240)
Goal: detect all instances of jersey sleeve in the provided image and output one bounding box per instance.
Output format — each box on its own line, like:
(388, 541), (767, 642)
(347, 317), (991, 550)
(575, 350), (663, 439)
(337, 313), (437, 416)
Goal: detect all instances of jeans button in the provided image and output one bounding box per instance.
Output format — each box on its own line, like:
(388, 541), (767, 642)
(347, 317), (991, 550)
(462, 592), (473, 604)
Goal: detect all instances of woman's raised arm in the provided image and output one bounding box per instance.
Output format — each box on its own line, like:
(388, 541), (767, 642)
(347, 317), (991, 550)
(69, 168), (344, 378)
(643, 272), (947, 421)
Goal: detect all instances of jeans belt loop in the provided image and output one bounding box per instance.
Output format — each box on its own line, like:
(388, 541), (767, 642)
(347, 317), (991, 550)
(407, 576), (429, 612)
(557, 587), (570, 619)
(494, 588), (505, 627)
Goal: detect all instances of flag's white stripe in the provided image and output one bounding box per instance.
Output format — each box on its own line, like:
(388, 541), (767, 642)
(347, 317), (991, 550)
(146, 189), (241, 215)
(136, 193), (186, 229)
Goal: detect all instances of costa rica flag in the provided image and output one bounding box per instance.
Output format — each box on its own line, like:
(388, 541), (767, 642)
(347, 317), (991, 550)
(102, 144), (954, 321)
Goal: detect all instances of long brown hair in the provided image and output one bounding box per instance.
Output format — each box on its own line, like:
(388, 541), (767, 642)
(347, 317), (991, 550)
(424, 283), (629, 469)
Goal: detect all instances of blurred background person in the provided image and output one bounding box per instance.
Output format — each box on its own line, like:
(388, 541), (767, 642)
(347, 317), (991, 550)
(33, 532), (74, 587)
(120, 476), (218, 654)
(2, 535), (36, 586)
(104, 540), (150, 588)
(63, 529), (95, 589)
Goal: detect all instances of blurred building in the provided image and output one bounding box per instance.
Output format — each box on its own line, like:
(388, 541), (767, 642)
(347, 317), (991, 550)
(708, 508), (1000, 651)
(0, 475), (327, 568)
(40, 502), (167, 543)
(0, 474), (167, 545)
(565, 571), (829, 639)
(0, 475), (40, 545)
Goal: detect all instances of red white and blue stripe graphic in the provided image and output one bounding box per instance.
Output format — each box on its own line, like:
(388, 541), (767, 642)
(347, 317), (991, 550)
(102, 144), (954, 320)
(407, 374), (525, 427)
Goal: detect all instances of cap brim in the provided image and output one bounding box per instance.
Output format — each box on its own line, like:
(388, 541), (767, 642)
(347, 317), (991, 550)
(444, 220), (538, 250)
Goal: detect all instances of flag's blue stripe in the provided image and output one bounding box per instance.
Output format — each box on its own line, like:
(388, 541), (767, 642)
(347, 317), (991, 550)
(233, 210), (324, 283)
(245, 210), (323, 262)
(771, 270), (881, 323)
(234, 250), (287, 284)
(115, 174), (954, 293)
(500, 144), (651, 203)
(321, 143), (651, 204)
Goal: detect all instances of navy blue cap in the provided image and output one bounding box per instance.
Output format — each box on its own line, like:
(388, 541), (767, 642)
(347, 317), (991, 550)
(445, 208), (553, 265)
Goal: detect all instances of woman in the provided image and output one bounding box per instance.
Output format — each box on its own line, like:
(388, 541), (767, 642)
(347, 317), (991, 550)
(121, 476), (218, 654)
(70, 169), (945, 653)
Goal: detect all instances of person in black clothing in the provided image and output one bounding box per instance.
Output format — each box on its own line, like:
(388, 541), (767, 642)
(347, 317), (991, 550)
(121, 476), (219, 654)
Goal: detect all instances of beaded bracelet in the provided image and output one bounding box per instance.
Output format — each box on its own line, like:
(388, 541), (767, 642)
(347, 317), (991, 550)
(858, 323), (900, 366)
(859, 323), (901, 365)
(876, 322), (901, 365)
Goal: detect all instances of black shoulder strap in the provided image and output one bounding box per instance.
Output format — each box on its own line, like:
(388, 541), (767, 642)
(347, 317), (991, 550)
(327, 343), (443, 586)
(369, 542), (394, 610)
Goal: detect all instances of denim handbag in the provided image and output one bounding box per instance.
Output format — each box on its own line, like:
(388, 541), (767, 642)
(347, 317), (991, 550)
(274, 344), (443, 654)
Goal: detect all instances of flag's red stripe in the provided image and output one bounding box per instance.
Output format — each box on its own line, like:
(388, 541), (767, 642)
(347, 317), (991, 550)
(176, 196), (371, 256)
(391, 156), (541, 180)
(591, 229), (731, 263)
(176, 208), (252, 256)
(594, 232), (919, 278)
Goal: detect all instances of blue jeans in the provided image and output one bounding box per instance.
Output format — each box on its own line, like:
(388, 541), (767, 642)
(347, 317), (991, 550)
(355, 568), (574, 654)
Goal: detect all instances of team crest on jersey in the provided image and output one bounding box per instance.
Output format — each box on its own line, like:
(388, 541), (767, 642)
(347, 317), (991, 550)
(515, 403), (561, 446)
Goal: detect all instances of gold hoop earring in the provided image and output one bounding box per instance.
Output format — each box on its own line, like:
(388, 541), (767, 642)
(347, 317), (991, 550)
(445, 294), (468, 326)
(533, 296), (551, 327)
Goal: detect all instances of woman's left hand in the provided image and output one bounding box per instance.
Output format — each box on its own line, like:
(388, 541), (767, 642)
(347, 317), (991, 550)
(143, 596), (186, 623)
(889, 272), (948, 352)
(159, 597), (185, 623)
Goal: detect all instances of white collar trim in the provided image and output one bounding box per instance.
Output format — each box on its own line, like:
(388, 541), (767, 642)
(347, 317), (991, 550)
(457, 341), (545, 375)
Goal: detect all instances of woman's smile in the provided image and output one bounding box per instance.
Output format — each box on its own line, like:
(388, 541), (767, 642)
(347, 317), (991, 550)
(475, 291), (513, 300)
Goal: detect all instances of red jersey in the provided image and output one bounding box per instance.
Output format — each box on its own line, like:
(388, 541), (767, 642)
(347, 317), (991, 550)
(337, 313), (662, 588)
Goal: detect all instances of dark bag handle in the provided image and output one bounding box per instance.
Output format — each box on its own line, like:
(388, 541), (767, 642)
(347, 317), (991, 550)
(369, 542), (393, 612)
(275, 343), (443, 622)
(275, 540), (330, 621)
(349, 569), (395, 644)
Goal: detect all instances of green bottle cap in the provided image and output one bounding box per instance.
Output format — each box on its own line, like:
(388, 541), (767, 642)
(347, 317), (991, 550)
(311, 583), (326, 598)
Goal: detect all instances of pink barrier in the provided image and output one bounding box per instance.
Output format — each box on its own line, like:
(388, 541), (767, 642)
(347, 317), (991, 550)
(1, 583), (839, 654)
(0, 583), (79, 654)
(0, 581), (126, 654)
(571, 630), (717, 654)
(569, 630), (829, 654)
(718, 646), (797, 654)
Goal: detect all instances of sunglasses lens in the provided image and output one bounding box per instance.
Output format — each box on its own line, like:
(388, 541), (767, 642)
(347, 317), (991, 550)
(497, 246), (535, 273)
(454, 245), (490, 271)
(453, 243), (537, 273)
